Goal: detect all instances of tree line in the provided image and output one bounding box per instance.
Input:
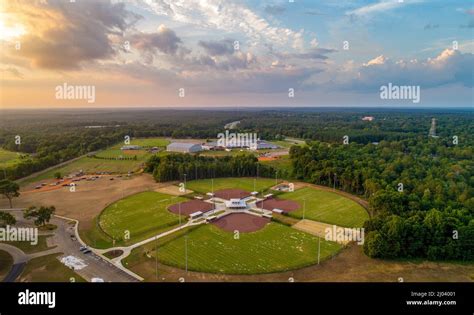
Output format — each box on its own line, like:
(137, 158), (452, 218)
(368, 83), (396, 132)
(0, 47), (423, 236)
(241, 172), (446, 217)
(145, 153), (275, 182)
(289, 137), (473, 261)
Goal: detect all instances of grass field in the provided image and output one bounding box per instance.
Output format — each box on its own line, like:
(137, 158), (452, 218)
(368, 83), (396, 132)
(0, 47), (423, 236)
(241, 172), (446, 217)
(98, 191), (186, 245)
(153, 223), (341, 274)
(280, 187), (369, 228)
(18, 138), (170, 185)
(0, 250), (13, 279)
(19, 254), (86, 282)
(185, 177), (278, 194)
(0, 148), (27, 168)
(94, 138), (169, 160)
(128, 138), (170, 147)
(19, 157), (145, 185)
(260, 155), (293, 175)
(0, 235), (53, 254)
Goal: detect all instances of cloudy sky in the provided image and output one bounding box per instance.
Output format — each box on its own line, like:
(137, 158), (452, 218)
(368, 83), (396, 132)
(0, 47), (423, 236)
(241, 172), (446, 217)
(0, 0), (472, 108)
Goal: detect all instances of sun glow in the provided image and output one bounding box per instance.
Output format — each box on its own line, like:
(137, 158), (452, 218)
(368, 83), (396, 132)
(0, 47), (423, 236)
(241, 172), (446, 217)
(0, 18), (26, 41)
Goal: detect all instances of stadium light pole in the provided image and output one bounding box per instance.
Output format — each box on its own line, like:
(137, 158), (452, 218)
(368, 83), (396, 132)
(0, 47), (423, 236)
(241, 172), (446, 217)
(212, 178), (215, 210)
(317, 237), (321, 265)
(185, 234), (188, 273)
(155, 236), (158, 280)
(303, 198), (306, 220)
(179, 202), (181, 225)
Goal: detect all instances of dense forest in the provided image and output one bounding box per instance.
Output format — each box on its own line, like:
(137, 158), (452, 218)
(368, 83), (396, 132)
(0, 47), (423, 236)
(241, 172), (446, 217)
(145, 153), (275, 182)
(1, 108), (471, 180)
(290, 136), (473, 261)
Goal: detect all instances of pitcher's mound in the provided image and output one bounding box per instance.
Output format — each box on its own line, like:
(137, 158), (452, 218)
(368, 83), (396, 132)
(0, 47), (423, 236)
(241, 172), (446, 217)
(168, 200), (215, 216)
(212, 213), (270, 232)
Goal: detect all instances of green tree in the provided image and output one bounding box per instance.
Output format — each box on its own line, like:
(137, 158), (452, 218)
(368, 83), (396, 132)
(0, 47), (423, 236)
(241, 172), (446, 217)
(0, 179), (20, 208)
(54, 171), (62, 179)
(0, 211), (16, 227)
(23, 206), (56, 227)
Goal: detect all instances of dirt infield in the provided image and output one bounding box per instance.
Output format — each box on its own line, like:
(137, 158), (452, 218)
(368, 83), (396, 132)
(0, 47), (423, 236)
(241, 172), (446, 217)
(168, 200), (215, 216)
(292, 219), (351, 244)
(256, 197), (300, 212)
(214, 189), (251, 200)
(212, 213), (270, 232)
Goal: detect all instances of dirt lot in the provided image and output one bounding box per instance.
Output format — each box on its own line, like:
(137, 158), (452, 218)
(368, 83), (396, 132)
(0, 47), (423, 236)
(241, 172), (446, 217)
(1, 174), (166, 232)
(155, 185), (193, 196)
(293, 219), (352, 244)
(212, 213), (270, 232)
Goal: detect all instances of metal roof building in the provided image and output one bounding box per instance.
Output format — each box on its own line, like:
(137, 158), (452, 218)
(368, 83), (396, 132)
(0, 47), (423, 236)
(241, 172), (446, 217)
(166, 142), (202, 153)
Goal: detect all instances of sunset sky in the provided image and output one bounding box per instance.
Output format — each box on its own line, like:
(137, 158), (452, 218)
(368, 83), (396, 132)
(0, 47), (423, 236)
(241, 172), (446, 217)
(0, 0), (473, 108)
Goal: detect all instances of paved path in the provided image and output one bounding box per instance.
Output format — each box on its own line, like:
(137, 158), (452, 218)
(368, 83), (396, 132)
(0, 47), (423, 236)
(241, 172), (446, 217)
(95, 221), (196, 265)
(1, 210), (140, 282)
(0, 243), (27, 282)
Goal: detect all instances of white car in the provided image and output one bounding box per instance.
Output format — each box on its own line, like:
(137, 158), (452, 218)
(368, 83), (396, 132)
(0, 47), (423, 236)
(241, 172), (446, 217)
(91, 278), (104, 282)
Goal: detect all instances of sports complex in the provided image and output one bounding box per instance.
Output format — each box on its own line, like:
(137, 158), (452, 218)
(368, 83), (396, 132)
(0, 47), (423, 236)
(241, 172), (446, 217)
(91, 176), (369, 276)
(1, 138), (371, 280)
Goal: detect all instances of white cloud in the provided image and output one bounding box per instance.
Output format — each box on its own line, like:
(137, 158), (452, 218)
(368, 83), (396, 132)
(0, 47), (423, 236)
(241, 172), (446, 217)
(348, 0), (425, 17)
(138, 0), (305, 51)
(364, 55), (387, 66)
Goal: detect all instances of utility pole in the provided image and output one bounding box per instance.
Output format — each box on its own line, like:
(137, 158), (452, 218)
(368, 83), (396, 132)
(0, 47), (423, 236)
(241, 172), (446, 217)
(212, 178), (215, 210)
(155, 236), (158, 280)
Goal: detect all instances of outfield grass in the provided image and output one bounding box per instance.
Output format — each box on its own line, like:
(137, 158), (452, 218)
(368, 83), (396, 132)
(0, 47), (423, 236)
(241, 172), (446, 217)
(280, 187), (369, 228)
(19, 254), (86, 282)
(98, 191), (187, 245)
(154, 223), (341, 274)
(185, 177), (278, 194)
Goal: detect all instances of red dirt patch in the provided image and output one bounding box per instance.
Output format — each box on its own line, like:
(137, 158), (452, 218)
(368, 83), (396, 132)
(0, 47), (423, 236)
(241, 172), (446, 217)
(214, 189), (251, 200)
(256, 198), (300, 212)
(168, 199), (215, 216)
(212, 213), (270, 232)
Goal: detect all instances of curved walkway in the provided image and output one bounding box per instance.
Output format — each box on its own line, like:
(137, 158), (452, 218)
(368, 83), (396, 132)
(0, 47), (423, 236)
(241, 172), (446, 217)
(0, 244), (27, 282)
